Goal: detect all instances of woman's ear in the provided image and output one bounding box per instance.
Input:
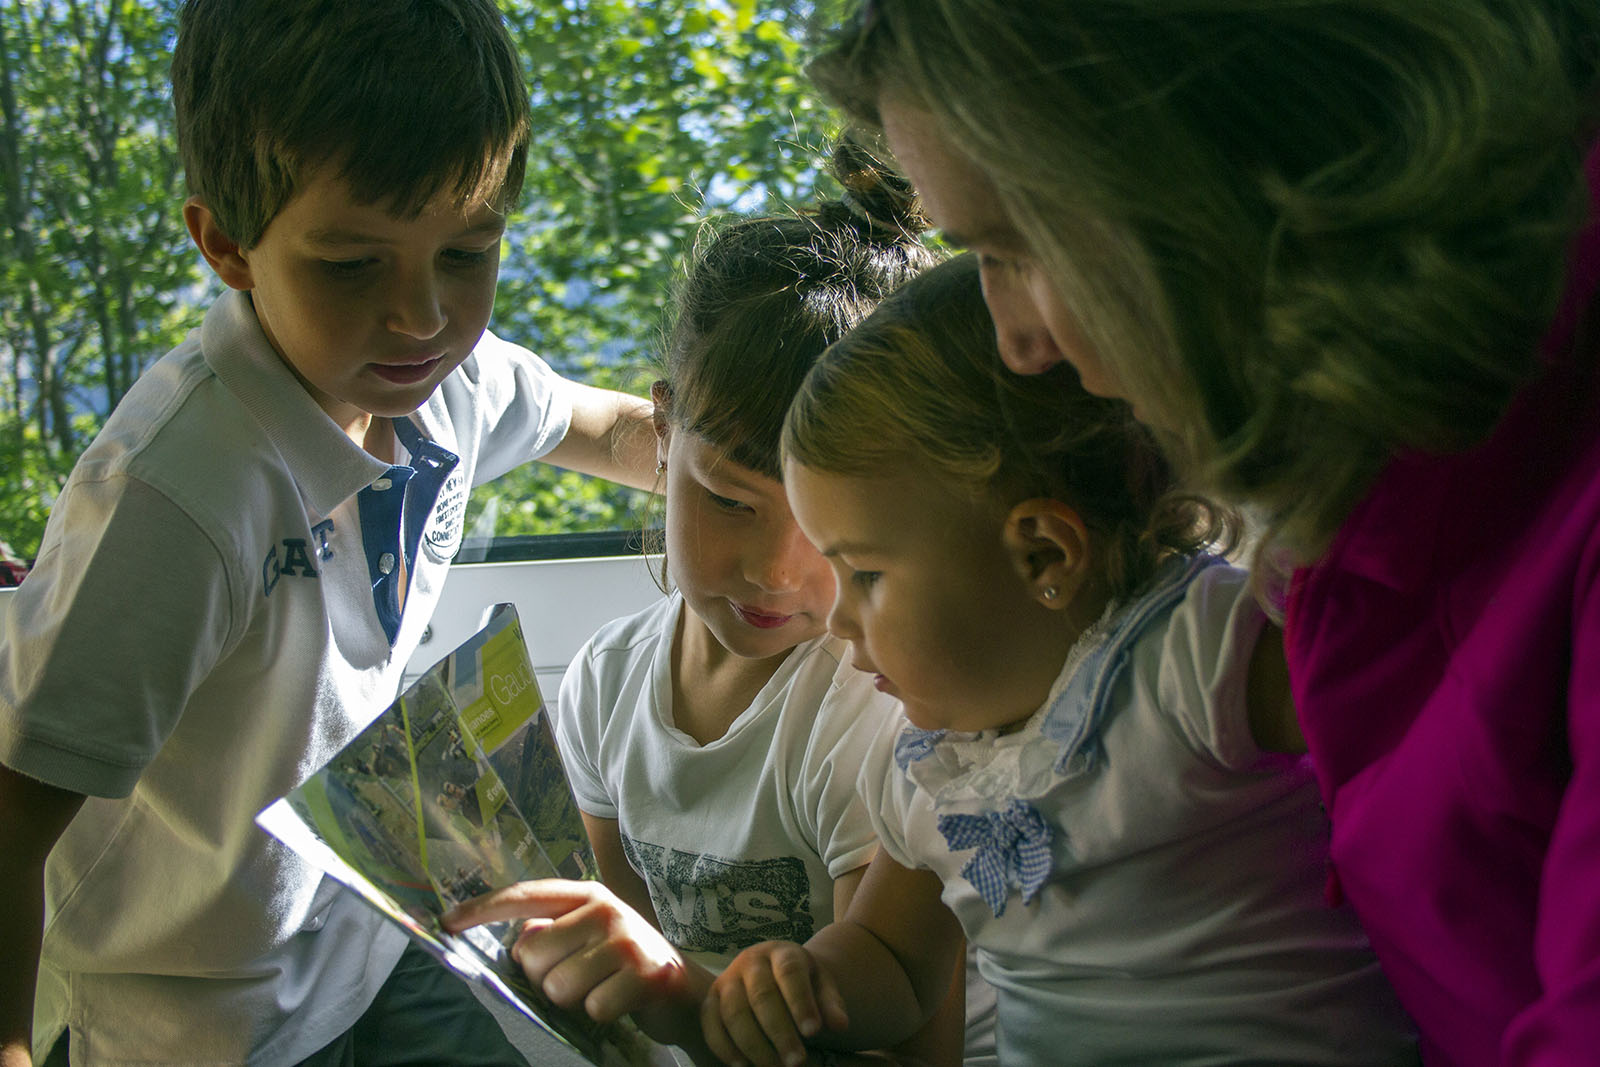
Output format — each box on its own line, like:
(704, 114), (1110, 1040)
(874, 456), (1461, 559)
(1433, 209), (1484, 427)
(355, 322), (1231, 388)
(183, 197), (253, 291)
(1002, 498), (1092, 609)
(648, 380), (671, 473)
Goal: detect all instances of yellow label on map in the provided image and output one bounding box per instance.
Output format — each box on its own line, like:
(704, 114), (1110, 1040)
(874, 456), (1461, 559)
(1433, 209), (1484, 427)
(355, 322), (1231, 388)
(461, 624), (543, 751)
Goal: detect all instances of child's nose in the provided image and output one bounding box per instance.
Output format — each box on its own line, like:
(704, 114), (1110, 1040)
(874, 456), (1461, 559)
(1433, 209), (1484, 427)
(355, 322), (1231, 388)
(825, 594), (859, 642)
(744, 523), (808, 594)
(388, 269), (446, 339)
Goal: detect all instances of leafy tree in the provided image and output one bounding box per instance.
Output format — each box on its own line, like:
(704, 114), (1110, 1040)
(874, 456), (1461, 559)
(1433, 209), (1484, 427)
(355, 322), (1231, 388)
(0, 0), (192, 560)
(474, 0), (831, 540)
(0, 0), (833, 560)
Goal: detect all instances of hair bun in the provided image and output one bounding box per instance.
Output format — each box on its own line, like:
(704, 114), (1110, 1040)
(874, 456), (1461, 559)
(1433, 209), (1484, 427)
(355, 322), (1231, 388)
(822, 132), (929, 244)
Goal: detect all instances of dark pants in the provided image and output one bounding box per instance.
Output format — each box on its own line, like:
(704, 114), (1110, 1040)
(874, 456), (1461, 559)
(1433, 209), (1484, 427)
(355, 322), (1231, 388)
(298, 941), (533, 1066)
(42, 942), (533, 1067)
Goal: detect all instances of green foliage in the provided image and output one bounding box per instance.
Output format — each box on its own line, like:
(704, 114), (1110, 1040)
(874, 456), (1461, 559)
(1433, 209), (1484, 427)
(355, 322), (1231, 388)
(1, 0), (196, 559)
(469, 0), (831, 540)
(462, 362), (656, 539)
(0, 416), (85, 556)
(0, 0), (832, 560)
(494, 0), (828, 375)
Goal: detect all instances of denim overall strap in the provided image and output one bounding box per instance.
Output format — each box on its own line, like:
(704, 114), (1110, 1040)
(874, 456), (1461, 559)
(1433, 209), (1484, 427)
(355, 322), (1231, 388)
(1041, 554), (1226, 773)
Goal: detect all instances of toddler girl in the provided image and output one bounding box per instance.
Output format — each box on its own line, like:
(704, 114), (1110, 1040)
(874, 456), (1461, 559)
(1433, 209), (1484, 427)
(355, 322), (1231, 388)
(703, 255), (1415, 1066)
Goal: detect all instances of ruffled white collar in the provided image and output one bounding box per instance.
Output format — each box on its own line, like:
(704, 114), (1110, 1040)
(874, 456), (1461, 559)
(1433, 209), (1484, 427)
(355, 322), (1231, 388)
(900, 598), (1123, 809)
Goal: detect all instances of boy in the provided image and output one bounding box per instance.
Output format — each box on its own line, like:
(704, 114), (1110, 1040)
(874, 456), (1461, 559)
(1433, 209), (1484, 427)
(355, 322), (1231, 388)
(0, 1), (654, 1063)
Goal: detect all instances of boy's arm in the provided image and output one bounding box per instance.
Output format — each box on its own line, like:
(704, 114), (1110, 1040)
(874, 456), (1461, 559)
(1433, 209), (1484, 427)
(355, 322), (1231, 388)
(703, 851), (963, 1067)
(540, 384), (656, 490)
(0, 764), (84, 1067)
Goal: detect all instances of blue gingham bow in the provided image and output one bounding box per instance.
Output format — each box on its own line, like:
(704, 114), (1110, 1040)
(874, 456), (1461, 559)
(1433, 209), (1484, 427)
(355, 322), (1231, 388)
(937, 799), (1054, 917)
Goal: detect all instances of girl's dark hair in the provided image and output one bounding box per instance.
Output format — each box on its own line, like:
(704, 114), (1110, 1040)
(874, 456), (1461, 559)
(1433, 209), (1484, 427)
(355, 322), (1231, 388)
(785, 255), (1234, 601)
(658, 136), (942, 479)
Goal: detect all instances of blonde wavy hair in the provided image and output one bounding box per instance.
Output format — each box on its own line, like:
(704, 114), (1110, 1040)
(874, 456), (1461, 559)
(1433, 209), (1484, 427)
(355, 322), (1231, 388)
(810, 0), (1600, 564)
(784, 255), (1232, 602)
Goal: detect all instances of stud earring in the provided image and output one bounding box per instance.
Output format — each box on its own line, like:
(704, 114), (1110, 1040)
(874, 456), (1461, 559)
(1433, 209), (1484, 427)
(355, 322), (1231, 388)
(1042, 586), (1059, 601)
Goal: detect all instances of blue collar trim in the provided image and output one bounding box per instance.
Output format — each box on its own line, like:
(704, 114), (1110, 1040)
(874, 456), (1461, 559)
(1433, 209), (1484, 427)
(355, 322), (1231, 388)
(355, 417), (460, 645)
(1041, 553), (1223, 773)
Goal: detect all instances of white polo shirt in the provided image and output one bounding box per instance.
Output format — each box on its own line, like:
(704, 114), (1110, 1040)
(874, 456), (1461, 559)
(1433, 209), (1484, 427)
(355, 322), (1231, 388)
(0, 289), (573, 1065)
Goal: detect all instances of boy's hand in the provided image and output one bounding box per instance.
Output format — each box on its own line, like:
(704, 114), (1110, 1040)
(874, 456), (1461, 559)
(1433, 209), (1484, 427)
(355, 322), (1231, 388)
(701, 941), (849, 1067)
(442, 880), (691, 1024)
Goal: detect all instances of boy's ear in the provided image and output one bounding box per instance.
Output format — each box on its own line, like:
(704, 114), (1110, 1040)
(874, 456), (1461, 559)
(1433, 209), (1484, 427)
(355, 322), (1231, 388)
(1002, 498), (1092, 609)
(183, 197), (253, 291)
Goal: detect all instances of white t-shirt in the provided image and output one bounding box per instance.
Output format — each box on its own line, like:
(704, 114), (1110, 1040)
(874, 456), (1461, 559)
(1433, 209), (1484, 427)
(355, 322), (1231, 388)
(0, 289), (574, 1065)
(561, 593), (1002, 1064)
(861, 558), (1417, 1066)
(555, 593), (889, 970)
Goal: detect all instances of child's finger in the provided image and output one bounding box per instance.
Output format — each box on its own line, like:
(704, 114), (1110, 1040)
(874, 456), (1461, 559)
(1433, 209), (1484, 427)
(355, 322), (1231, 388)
(740, 965), (812, 1067)
(811, 963), (850, 1034)
(540, 931), (687, 1019)
(703, 982), (782, 1067)
(767, 947), (825, 1038)
(724, 1002), (792, 1067)
(699, 985), (747, 1066)
(509, 896), (689, 1022)
(440, 878), (598, 932)
(704, 974), (795, 1067)
(577, 963), (670, 1025)
(510, 915), (590, 993)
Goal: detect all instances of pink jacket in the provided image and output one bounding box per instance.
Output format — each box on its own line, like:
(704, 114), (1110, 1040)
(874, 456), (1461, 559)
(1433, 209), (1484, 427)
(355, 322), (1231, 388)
(1286, 147), (1600, 1066)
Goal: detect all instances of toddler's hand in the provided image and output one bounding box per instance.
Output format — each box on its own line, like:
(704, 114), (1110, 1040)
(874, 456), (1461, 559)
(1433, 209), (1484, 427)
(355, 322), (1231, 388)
(701, 940), (849, 1067)
(442, 879), (690, 1024)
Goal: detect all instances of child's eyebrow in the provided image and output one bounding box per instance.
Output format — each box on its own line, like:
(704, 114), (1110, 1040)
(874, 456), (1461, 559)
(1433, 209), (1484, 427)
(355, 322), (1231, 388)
(820, 540), (881, 559)
(305, 228), (387, 247)
(305, 220), (506, 247)
(701, 465), (762, 493)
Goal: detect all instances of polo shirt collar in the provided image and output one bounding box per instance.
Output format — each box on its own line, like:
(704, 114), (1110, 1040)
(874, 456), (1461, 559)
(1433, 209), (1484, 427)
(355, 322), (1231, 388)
(200, 289), (392, 518)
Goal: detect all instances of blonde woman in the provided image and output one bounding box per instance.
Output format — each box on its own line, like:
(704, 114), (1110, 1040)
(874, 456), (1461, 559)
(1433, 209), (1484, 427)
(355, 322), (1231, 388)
(807, 3), (1600, 1063)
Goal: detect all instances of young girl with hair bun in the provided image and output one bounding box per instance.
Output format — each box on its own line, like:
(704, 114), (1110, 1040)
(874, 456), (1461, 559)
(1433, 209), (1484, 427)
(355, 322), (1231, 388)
(808, 3), (1600, 1061)
(447, 145), (996, 1066)
(702, 255), (1415, 1067)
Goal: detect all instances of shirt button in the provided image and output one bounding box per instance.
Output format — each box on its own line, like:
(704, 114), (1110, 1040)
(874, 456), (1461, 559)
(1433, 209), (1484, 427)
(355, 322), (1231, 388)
(372, 477), (392, 491)
(378, 553), (396, 575)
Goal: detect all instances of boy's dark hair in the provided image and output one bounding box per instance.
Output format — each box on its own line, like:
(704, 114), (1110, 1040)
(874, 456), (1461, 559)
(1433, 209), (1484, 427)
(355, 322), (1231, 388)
(659, 136), (942, 481)
(172, 0), (531, 249)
